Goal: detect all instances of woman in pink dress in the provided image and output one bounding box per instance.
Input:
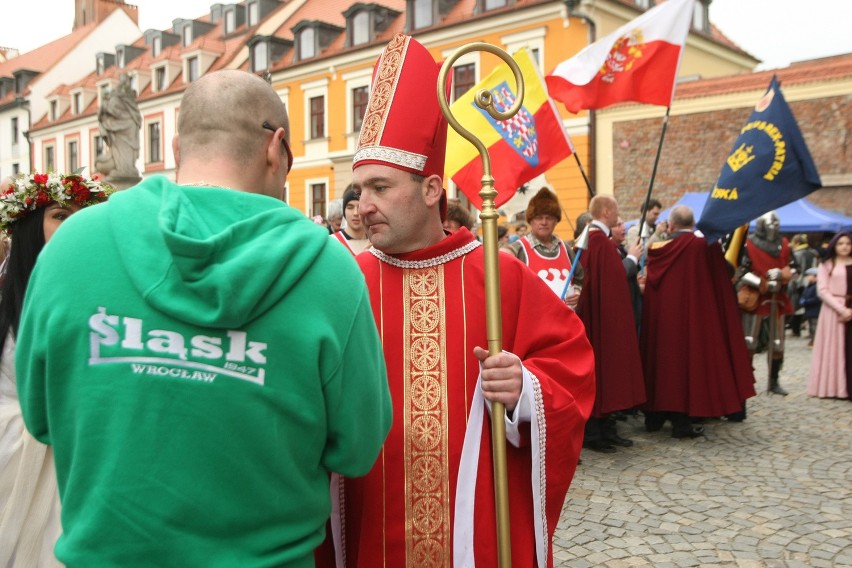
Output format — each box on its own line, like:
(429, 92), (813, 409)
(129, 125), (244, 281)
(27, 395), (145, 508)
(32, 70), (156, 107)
(807, 231), (852, 399)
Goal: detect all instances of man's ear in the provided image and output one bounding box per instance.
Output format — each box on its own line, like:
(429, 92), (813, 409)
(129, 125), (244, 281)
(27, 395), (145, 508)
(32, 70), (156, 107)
(422, 174), (444, 208)
(172, 134), (180, 169)
(266, 127), (285, 174)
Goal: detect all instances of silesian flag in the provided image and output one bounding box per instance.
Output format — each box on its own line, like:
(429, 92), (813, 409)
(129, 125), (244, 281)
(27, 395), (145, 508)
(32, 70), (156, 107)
(697, 76), (822, 242)
(445, 48), (574, 209)
(545, 0), (693, 113)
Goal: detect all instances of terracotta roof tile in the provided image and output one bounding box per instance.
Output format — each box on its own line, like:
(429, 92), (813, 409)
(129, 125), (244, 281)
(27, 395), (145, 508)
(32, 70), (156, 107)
(0, 21), (100, 78)
(675, 52), (852, 100)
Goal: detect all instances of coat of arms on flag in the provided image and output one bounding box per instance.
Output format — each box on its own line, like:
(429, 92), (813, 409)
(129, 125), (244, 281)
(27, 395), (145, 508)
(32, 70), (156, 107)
(445, 48), (574, 209)
(475, 82), (540, 166)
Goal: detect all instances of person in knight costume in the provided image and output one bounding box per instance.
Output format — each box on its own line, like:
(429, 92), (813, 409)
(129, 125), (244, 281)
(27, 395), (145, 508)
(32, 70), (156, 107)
(736, 211), (797, 396)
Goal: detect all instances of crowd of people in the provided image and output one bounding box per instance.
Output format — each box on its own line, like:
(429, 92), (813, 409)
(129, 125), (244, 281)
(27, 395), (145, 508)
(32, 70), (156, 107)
(0, 32), (848, 567)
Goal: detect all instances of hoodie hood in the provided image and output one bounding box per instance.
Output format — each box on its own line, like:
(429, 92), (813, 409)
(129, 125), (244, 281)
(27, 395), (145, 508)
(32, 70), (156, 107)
(109, 176), (329, 328)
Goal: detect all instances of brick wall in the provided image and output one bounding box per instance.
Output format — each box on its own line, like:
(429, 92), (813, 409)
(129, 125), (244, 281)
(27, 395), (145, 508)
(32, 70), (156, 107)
(612, 93), (852, 221)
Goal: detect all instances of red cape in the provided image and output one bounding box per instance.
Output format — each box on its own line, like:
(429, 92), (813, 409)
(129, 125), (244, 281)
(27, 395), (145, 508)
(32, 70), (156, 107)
(640, 233), (756, 416)
(575, 229), (646, 417)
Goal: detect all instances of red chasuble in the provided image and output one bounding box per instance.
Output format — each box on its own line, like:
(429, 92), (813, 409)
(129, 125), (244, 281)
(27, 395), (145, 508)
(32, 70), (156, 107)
(640, 233), (756, 417)
(330, 228), (594, 567)
(575, 228), (646, 417)
(744, 237), (794, 316)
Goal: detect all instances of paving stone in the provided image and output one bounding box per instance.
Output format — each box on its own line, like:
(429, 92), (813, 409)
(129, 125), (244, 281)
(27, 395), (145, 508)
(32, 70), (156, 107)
(552, 335), (851, 567)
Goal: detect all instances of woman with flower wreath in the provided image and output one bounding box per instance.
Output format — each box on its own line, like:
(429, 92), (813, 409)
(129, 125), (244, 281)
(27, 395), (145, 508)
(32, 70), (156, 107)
(0, 171), (111, 566)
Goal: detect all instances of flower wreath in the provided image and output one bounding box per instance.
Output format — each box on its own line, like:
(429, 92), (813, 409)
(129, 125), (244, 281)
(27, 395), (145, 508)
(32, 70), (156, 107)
(0, 171), (114, 234)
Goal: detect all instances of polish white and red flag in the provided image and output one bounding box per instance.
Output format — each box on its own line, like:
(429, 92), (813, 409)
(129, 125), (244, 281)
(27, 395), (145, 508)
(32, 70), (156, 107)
(546, 0), (694, 113)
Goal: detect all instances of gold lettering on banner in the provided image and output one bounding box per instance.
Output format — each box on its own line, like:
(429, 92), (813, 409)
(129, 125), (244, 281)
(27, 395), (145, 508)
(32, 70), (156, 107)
(403, 267), (450, 567)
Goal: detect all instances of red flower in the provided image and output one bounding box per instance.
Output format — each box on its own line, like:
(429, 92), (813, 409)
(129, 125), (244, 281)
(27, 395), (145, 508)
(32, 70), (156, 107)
(33, 173), (48, 185)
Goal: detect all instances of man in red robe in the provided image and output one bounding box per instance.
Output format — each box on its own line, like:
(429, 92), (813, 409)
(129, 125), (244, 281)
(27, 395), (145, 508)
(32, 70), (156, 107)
(575, 195), (647, 452)
(640, 206), (756, 436)
(319, 33), (596, 567)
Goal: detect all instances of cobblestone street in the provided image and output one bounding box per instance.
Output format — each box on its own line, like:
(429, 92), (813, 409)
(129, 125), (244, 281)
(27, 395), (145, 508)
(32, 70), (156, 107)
(554, 332), (852, 567)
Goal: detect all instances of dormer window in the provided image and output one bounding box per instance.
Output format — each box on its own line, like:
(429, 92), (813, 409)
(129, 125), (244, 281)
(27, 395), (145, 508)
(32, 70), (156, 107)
(482, 0), (508, 9)
(299, 27), (315, 60)
(345, 5), (400, 48)
(73, 92), (82, 114)
(95, 52), (115, 76)
(293, 21), (343, 62)
(50, 100), (58, 121)
(692, 0), (709, 32)
(247, 1), (259, 26)
(117, 48), (125, 68)
(187, 57), (200, 82)
(253, 42), (268, 71)
(412, 0), (434, 29)
(351, 11), (369, 45)
(182, 25), (192, 46)
(153, 36), (162, 56)
(249, 35), (292, 73)
(223, 4), (246, 34)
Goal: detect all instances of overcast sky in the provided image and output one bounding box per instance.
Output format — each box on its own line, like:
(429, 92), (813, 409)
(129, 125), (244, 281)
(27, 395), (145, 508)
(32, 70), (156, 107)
(2, 0), (851, 70)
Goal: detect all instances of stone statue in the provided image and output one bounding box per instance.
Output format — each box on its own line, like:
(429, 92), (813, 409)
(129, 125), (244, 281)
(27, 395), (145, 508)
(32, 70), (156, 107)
(97, 73), (142, 186)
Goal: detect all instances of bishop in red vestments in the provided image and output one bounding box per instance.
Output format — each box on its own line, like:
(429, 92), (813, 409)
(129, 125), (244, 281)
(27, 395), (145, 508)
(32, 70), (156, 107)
(317, 34), (596, 568)
(640, 206), (755, 426)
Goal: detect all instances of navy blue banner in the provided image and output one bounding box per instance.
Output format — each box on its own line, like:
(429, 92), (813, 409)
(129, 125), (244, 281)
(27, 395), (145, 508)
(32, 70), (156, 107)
(697, 76), (821, 242)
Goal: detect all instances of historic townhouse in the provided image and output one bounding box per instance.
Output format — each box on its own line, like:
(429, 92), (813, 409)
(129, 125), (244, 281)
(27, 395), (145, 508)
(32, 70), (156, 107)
(0, 2), (140, 181)
(25, 0), (773, 227)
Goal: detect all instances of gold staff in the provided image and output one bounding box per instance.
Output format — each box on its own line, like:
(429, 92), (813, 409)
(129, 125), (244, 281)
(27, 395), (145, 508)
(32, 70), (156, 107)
(438, 43), (524, 568)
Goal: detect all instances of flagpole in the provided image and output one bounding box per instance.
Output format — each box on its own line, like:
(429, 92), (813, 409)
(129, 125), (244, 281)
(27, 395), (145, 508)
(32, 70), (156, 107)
(573, 152), (595, 199)
(439, 42), (523, 568)
(634, 105), (672, 246)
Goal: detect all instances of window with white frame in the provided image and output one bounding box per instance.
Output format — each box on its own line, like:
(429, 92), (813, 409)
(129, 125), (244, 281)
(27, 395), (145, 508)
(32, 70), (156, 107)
(147, 121), (162, 163)
(182, 25), (192, 46)
(310, 95), (325, 139)
(67, 140), (79, 171)
(501, 27), (547, 73)
(412, 0), (433, 28)
(692, 1), (708, 32)
(252, 42), (268, 72)
(153, 36), (162, 57)
(225, 10), (236, 33)
(155, 67), (167, 92)
(50, 101), (58, 121)
(310, 182), (327, 218)
(352, 11), (369, 45)
(73, 92), (82, 114)
(93, 134), (105, 160)
(248, 1), (259, 26)
(484, 0), (508, 9)
(187, 57), (200, 82)
(352, 85), (369, 132)
(453, 63), (475, 101)
(45, 146), (55, 170)
(299, 28), (315, 60)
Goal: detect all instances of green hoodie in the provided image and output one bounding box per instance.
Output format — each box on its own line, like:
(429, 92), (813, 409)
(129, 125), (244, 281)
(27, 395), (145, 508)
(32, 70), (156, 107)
(17, 176), (391, 568)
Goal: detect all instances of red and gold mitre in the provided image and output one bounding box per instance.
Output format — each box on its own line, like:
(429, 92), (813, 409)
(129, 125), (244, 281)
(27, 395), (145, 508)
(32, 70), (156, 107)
(354, 33), (451, 180)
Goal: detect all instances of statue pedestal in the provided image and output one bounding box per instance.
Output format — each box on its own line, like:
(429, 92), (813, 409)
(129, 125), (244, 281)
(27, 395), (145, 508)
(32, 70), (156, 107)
(104, 174), (142, 191)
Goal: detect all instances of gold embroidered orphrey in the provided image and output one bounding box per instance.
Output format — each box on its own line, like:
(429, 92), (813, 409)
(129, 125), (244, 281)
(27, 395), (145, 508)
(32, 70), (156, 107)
(403, 266), (451, 566)
(357, 34), (408, 150)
